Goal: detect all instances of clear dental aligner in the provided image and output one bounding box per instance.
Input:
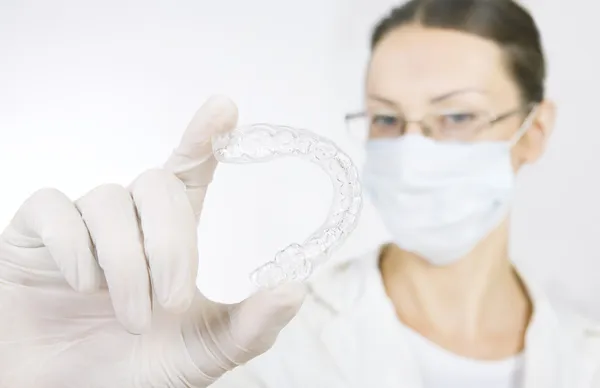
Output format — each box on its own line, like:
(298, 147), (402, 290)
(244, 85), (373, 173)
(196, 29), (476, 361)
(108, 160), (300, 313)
(212, 124), (363, 289)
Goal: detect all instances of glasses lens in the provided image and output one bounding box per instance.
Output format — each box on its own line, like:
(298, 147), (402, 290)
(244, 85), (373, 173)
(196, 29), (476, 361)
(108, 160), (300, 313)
(345, 113), (370, 144)
(424, 111), (492, 141)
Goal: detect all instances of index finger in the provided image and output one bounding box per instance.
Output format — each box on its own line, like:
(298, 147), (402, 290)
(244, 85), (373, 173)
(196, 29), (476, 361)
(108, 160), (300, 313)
(163, 95), (238, 219)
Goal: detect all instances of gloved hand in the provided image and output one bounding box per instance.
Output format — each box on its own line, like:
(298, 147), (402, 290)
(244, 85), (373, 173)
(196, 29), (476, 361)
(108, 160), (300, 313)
(0, 96), (306, 388)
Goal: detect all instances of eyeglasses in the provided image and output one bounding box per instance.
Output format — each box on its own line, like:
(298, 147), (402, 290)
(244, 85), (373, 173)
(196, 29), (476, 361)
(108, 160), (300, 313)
(344, 105), (534, 143)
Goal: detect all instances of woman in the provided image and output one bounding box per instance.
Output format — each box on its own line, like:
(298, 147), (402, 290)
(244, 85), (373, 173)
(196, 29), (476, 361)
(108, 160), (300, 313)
(0, 0), (597, 387)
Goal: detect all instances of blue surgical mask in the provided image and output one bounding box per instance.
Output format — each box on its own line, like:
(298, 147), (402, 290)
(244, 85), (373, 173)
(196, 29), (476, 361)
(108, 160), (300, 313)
(362, 107), (538, 265)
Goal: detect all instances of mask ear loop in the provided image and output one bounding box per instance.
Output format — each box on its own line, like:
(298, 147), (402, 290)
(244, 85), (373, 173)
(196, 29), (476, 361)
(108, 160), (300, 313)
(509, 104), (540, 147)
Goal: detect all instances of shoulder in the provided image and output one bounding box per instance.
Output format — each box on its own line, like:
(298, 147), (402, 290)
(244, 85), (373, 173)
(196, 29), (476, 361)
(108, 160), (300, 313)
(517, 267), (600, 343)
(548, 298), (600, 352)
(525, 273), (600, 344)
(549, 299), (600, 384)
(524, 275), (600, 382)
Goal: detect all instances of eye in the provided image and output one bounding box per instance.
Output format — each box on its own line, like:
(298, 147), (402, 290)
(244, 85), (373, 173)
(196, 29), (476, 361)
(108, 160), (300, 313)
(434, 112), (484, 133)
(368, 114), (402, 138)
(442, 112), (477, 124)
(372, 114), (400, 127)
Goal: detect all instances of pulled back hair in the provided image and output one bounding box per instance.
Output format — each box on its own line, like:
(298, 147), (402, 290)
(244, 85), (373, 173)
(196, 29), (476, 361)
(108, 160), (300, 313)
(371, 0), (546, 103)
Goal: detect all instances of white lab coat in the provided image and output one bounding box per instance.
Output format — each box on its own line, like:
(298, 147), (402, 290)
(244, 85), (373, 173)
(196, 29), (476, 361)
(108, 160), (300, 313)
(212, 249), (600, 388)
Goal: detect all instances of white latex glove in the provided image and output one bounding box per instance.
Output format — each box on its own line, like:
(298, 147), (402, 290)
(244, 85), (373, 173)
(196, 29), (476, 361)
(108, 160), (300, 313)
(0, 96), (306, 388)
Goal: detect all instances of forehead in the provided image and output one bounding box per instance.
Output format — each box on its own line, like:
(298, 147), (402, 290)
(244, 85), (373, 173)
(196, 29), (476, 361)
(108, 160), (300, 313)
(367, 25), (519, 106)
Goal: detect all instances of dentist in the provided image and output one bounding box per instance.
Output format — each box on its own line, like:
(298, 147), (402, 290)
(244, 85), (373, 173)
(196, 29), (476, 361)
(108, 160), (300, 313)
(2, 1), (599, 387)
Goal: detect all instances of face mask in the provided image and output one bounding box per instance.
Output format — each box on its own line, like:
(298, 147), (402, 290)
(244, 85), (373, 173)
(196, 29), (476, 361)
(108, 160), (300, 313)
(362, 108), (538, 266)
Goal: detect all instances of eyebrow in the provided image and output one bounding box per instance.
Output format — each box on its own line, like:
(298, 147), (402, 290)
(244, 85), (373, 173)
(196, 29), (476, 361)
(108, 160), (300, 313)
(367, 88), (487, 107)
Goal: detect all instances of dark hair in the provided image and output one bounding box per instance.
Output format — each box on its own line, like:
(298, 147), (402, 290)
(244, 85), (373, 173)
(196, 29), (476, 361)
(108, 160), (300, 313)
(371, 0), (546, 103)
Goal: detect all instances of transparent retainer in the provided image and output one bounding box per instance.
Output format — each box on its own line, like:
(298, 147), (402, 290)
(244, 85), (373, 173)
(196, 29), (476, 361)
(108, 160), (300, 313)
(212, 124), (363, 289)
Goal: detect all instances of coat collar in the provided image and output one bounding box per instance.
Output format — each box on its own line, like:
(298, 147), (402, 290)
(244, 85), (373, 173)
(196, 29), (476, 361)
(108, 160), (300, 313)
(311, 248), (422, 387)
(307, 247), (579, 388)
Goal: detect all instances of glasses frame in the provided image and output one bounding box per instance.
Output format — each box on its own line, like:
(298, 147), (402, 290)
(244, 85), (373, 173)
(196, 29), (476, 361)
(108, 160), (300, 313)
(344, 103), (536, 142)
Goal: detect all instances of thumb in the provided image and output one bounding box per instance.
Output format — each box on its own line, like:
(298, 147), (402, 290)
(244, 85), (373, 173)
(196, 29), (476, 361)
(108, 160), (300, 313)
(229, 282), (307, 360)
(163, 95), (238, 219)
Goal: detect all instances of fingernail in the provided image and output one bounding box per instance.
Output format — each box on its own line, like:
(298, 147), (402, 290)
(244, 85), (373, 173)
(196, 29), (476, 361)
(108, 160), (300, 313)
(204, 94), (236, 111)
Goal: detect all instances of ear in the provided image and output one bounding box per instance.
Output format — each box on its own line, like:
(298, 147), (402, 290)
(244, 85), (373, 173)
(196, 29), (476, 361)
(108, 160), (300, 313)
(517, 99), (557, 165)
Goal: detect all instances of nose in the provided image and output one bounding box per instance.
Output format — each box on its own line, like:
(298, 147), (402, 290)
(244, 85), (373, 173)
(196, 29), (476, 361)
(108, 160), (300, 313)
(404, 121), (423, 136)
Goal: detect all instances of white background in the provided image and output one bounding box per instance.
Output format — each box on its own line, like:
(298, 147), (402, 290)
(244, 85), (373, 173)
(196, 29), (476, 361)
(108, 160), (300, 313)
(1, 0), (599, 315)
